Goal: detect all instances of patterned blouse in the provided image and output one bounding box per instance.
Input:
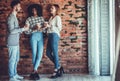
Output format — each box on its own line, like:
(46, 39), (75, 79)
(25, 16), (44, 34)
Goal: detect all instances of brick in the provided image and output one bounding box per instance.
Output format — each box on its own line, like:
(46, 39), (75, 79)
(0, 0), (88, 75)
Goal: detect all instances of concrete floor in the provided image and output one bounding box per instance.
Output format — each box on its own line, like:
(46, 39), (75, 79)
(115, 51), (120, 81)
(0, 74), (111, 81)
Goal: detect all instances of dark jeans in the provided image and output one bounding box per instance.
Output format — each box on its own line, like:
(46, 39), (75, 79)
(46, 33), (60, 69)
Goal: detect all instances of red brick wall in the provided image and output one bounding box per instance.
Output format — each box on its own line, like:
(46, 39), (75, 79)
(0, 0), (88, 75)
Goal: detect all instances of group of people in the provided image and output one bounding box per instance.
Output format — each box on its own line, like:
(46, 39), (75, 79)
(7, 0), (64, 81)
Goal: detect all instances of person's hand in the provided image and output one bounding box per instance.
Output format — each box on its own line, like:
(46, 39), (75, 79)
(32, 26), (40, 31)
(24, 24), (29, 31)
(44, 22), (50, 28)
(32, 26), (37, 31)
(36, 23), (41, 30)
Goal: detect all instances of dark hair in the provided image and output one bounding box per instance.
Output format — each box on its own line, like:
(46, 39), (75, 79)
(10, 0), (20, 8)
(48, 4), (60, 15)
(27, 4), (43, 17)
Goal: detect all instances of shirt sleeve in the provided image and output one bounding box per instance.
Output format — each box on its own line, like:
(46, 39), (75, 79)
(56, 16), (62, 32)
(25, 18), (30, 25)
(7, 15), (25, 34)
(24, 18), (32, 34)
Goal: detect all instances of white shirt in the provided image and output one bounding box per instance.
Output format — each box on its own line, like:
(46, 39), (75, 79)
(47, 15), (62, 37)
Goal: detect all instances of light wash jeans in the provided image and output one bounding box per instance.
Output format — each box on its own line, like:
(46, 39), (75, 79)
(46, 33), (60, 69)
(30, 32), (44, 71)
(8, 45), (20, 78)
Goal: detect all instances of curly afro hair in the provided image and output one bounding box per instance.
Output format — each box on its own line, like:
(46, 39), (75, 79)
(27, 4), (43, 17)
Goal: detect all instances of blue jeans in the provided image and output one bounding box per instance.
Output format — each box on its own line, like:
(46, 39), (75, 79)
(46, 33), (60, 69)
(8, 45), (20, 78)
(30, 32), (43, 71)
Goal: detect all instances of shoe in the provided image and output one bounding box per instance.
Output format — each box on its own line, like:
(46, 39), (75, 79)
(15, 74), (24, 80)
(59, 66), (65, 77)
(50, 70), (60, 79)
(34, 73), (40, 80)
(29, 73), (40, 80)
(29, 73), (35, 80)
(50, 67), (65, 79)
(9, 77), (20, 81)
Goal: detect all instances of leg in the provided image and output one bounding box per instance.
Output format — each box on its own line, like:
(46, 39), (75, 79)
(34, 34), (44, 71)
(46, 34), (54, 63)
(51, 33), (60, 69)
(30, 35), (38, 69)
(48, 33), (64, 79)
(29, 32), (43, 80)
(14, 46), (20, 75)
(8, 46), (18, 78)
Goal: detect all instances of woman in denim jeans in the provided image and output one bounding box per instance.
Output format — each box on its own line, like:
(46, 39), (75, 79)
(45, 4), (64, 78)
(25, 4), (44, 80)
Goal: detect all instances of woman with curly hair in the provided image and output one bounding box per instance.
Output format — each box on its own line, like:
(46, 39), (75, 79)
(25, 4), (44, 80)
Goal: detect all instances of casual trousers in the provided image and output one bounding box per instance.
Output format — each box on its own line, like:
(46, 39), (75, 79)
(30, 32), (44, 71)
(8, 45), (20, 78)
(46, 33), (60, 69)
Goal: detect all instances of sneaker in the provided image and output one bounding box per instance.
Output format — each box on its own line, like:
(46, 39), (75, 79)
(9, 77), (20, 81)
(15, 74), (24, 80)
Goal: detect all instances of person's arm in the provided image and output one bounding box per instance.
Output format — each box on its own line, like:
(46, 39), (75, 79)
(7, 15), (25, 34)
(39, 17), (47, 31)
(41, 17), (45, 27)
(56, 16), (62, 32)
(24, 18), (32, 34)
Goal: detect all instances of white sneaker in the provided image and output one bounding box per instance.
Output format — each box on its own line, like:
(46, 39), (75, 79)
(15, 74), (24, 80)
(9, 77), (20, 81)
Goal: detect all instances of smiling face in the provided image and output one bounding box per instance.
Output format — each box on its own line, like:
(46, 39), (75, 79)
(50, 6), (57, 15)
(15, 3), (21, 12)
(32, 8), (38, 16)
